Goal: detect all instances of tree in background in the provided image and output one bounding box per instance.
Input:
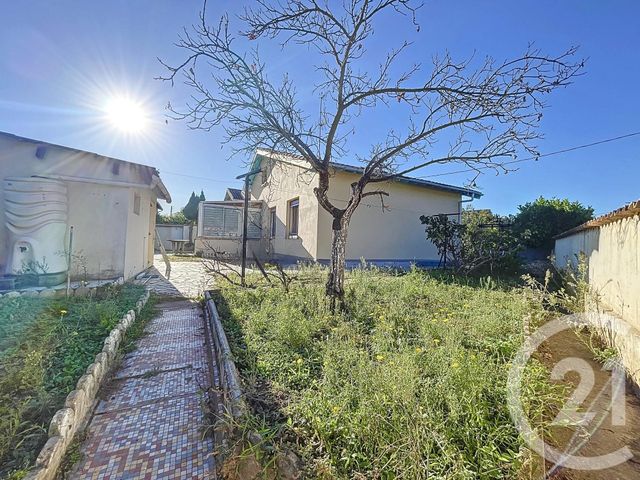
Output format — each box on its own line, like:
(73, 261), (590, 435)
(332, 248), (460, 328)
(182, 190), (206, 221)
(513, 197), (594, 251)
(161, 0), (583, 308)
(156, 211), (190, 225)
(421, 209), (521, 275)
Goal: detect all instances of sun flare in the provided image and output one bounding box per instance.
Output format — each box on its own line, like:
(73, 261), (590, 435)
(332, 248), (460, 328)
(104, 97), (148, 133)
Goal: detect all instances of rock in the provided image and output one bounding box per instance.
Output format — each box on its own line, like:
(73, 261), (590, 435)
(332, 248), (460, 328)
(48, 408), (75, 439)
(75, 286), (91, 297)
(276, 450), (302, 480)
(35, 436), (65, 469)
(65, 389), (88, 425)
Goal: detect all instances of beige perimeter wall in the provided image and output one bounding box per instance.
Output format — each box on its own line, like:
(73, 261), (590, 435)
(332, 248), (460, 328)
(555, 214), (640, 328)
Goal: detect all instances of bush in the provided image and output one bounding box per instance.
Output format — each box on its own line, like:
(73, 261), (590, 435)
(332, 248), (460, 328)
(512, 197), (594, 251)
(156, 211), (190, 225)
(420, 210), (521, 275)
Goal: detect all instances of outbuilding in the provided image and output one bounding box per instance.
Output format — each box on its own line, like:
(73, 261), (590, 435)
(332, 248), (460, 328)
(0, 131), (171, 288)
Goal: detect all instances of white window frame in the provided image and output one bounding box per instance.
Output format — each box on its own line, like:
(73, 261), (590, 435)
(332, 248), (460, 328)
(287, 198), (299, 238)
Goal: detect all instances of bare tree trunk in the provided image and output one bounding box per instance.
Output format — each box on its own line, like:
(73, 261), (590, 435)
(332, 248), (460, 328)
(326, 219), (348, 312)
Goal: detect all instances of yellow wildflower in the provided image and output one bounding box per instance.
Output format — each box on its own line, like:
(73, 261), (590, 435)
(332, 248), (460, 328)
(60, 309), (68, 315)
(415, 347), (423, 354)
(451, 361), (460, 369)
(376, 354), (385, 362)
(296, 358), (303, 365)
(433, 339), (440, 345)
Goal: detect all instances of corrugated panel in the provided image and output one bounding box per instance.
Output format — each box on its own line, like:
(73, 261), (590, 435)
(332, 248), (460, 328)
(247, 210), (262, 239)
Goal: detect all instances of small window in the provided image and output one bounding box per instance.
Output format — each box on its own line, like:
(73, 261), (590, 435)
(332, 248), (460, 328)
(269, 207), (277, 238)
(287, 198), (299, 238)
(133, 193), (141, 215)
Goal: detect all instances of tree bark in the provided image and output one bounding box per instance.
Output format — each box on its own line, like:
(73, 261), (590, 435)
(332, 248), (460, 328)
(326, 217), (348, 312)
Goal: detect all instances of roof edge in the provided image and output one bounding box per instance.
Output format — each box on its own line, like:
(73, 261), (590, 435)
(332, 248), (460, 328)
(250, 149), (482, 198)
(554, 199), (640, 240)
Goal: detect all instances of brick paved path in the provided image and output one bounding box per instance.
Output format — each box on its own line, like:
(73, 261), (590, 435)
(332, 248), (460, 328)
(69, 300), (216, 479)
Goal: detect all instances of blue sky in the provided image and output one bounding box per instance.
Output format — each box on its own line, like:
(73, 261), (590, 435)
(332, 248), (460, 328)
(0, 0), (638, 216)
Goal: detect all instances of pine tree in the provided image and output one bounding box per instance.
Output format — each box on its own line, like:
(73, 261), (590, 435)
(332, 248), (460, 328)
(182, 191), (200, 221)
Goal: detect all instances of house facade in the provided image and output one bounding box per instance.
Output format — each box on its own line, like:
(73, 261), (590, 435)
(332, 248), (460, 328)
(196, 149), (481, 266)
(0, 131), (171, 286)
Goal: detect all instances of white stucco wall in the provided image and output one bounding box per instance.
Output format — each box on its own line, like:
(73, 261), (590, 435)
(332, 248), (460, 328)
(555, 214), (640, 328)
(251, 157), (464, 264)
(251, 160), (319, 261)
(555, 213), (640, 386)
(0, 134), (162, 281)
(317, 171), (462, 263)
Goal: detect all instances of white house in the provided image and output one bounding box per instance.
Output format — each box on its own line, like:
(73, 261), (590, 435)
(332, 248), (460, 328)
(0, 131), (171, 288)
(195, 149), (481, 266)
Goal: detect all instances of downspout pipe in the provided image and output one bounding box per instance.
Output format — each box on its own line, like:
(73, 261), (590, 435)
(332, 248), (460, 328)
(458, 195), (476, 223)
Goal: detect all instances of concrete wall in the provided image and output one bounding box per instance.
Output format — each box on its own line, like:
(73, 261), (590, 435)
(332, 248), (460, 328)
(156, 224), (193, 252)
(251, 161), (319, 261)
(0, 135), (160, 281)
(555, 214), (640, 328)
(194, 237), (266, 260)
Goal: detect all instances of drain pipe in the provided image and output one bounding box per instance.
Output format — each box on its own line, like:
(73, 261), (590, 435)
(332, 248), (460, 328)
(66, 226), (74, 297)
(458, 195), (475, 223)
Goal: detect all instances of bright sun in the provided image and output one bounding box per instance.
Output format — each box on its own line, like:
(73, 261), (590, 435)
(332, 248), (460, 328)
(104, 97), (148, 133)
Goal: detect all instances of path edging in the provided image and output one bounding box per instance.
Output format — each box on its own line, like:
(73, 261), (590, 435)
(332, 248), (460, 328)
(204, 290), (245, 419)
(24, 288), (151, 480)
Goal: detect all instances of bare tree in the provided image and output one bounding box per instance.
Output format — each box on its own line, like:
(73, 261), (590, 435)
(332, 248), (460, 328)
(160, 0), (584, 309)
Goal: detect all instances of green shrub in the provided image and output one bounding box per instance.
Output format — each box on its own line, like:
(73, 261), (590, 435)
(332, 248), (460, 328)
(513, 197), (594, 251)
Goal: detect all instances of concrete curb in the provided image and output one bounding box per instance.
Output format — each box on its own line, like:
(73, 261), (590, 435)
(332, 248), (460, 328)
(24, 288), (151, 480)
(204, 291), (245, 420)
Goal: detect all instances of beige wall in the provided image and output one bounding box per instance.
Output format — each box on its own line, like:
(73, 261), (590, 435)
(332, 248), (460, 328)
(555, 214), (640, 386)
(0, 135), (160, 281)
(251, 160), (319, 261)
(317, 171), (461, 262)
(194, 237), (266, 260)
(251, 157), (463, 264)
(555, 214), (640, 328)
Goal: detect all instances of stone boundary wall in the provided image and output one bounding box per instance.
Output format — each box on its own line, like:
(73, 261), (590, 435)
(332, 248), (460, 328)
(24, 288), (151, 480)
(0, 277), (124, 300)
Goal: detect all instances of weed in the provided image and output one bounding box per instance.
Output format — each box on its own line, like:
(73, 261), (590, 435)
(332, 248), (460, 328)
(214, 265), (563, 479)
(0, 284), (146, 479)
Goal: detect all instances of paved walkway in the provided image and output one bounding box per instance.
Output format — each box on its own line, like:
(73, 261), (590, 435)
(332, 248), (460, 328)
(69, 300), (217, 479)
(139, 256), (212, 298)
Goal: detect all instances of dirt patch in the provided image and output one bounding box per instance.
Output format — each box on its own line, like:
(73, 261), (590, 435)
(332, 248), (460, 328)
(539, 327), (640, 479)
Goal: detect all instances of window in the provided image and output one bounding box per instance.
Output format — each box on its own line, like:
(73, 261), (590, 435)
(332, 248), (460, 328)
(269, 207), (277, 238)
(201, 204), (262, 238)
(287, 198), (299, 237)
(133, 193), (141, 215)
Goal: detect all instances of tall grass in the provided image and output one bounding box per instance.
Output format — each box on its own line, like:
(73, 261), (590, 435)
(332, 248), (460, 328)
(214, 266), (562, 479)
(0, 284), (148, 479)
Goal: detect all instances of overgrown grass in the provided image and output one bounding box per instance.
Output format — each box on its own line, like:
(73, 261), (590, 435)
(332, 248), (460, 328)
(0, 284), (148, 479)
(214, 266), (563, 479)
